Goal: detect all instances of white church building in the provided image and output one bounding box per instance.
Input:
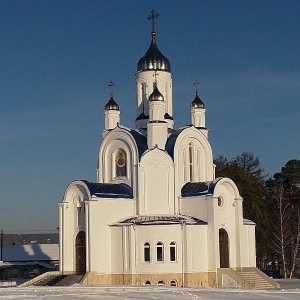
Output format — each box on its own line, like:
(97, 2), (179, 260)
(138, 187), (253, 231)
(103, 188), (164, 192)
(59, 11), (277, 288)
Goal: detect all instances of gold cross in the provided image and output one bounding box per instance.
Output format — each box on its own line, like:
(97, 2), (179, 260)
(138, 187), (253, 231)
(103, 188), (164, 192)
(148, 9), (159, 32)
(108, 81), (115, 96)
(193, 79), (199, 93)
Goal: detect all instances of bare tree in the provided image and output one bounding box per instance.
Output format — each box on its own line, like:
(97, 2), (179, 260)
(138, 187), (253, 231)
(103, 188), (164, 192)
(290, 208), (300, 278)
(267, 165), (300, 278)
(269, 176), (293, 278)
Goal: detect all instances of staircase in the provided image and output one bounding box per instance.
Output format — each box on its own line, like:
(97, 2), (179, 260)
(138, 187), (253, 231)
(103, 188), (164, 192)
(238, 268), (279, 289)
(55, 274), (83, 286)
(217, 267), (279, 289)
(34, 274), (83, 286)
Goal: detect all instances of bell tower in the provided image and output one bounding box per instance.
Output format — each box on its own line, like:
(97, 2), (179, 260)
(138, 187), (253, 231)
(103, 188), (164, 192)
(135, 10), (173, 132)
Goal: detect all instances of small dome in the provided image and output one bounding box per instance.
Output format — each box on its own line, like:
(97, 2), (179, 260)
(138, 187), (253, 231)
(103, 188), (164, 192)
(190, 92), (205, 109)
(105, 96), (119, 111)
(149, 84), (164, 101)
(137, 32), (171, 72)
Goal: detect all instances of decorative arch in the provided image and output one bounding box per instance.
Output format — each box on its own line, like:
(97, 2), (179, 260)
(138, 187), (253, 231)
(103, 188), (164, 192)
(171, 127), (214, 193)
(98, 127), (146, 197)
(213, 177), (241, 200)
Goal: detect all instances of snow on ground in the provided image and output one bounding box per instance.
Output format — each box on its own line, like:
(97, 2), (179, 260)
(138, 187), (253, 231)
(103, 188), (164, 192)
(0, 285), (300, 300)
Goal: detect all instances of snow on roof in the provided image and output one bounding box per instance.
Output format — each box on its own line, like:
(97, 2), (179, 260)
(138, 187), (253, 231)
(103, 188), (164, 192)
(2, 244), (59, 262)
(243, 218), (256, 226)
(0, 261), (57, 269)
(113, 214), (207, 226)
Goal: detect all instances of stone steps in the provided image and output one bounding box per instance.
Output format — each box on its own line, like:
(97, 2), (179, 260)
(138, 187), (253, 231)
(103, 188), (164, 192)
(238, 271), (275, 289)
(34, 274), (83, 286)
(55, 274), (83, 286)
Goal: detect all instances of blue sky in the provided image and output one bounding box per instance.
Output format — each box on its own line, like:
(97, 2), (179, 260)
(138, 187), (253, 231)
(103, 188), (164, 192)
(0, 0), (299, 233)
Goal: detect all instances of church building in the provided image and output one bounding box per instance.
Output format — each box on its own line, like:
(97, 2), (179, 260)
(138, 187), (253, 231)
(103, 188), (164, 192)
(59, 11), (277, 288)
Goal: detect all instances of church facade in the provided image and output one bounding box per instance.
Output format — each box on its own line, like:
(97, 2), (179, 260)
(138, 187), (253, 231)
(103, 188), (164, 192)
(59, 13), (264, 288)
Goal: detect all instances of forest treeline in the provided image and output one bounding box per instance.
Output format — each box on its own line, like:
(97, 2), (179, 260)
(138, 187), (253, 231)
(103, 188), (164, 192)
(214, 153), (300, 278)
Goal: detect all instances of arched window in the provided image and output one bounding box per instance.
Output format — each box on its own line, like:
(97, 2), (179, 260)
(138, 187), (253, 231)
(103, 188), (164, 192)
(188, 142), (193, 181)
(170, 280), (177, 287)
(114, 148), (127, 177)
(144, 280), (151, 285)
(74, 195), (85, 227)
(170, 241), (176, 262)
(77, 202), (85, 227)
(156, 242), (164, 262)
(183, 149), (186, 182)
(157, 280), (165, 286)
(144, 242), (150, 262)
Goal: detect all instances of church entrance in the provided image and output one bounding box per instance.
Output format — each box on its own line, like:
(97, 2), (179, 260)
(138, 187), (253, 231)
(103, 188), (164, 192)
(219, 229), (229, 268)
(75, 231), (86, 274)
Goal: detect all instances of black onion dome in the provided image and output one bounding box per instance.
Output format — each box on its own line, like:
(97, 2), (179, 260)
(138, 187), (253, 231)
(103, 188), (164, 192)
(137, 32), (170, 72)
(149, 84), (164, 101)
(190, 92), (205, 109)
(105, 96), (119, 111)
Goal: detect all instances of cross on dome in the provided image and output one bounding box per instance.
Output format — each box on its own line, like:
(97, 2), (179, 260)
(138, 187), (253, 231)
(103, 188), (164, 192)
(148, 9), (159, 32)
(194, 79), (200, 94)
(108, 81), (115, 97)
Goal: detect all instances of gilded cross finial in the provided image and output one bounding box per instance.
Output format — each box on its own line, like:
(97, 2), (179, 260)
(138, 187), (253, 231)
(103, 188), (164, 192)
(148, 9), (159, 32)
(194, 79), (199, 94)
(108, 81), (115, 97)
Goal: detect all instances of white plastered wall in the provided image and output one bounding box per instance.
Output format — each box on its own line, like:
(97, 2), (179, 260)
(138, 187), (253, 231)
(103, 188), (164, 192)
(240, 224), (256, 267)
(180, 196), (208, 222)
(87, 198), (135, 274)
(185, 225), (209, 272)
(138, 148), (174, 215)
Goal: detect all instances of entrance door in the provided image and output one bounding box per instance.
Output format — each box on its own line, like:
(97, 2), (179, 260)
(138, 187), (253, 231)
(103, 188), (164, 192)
(219, 229), (229, 268)
(75, 231), (86, 274)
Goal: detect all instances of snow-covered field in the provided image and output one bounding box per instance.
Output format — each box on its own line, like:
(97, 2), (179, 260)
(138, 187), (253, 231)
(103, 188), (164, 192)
(0, 285), (300, 300)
